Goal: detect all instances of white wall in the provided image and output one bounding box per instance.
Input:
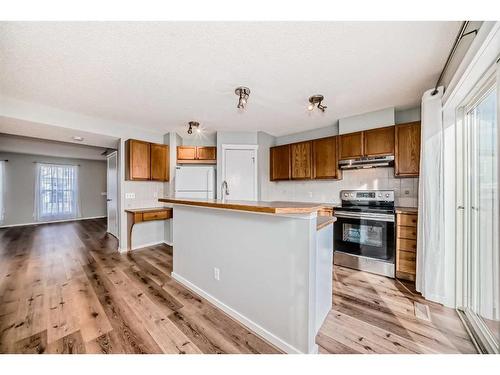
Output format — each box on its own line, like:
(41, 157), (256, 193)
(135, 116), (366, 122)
(216, 131), (258, 198)
(338, 107), (395, 134)
(0, 151), (107, 226)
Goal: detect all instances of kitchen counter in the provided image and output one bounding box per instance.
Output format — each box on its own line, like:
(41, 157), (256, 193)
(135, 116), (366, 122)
(124, 206), (172, 213)
(395, 207), (418, 214)
(317, 216), (336, 230)
(158, 198), (326, 214)
(163, 197), (333, 353)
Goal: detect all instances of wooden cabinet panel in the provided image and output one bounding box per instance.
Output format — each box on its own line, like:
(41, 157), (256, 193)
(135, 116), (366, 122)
(177, 146), (197, 160)
(363, 126), (395, 157)
(196, 146), (216, 161)
(143, 210), (170, 221)
(291, 141), (312, 180)
(397, 226), (417, 240)
(270, 145), (291, 181)
(339, 132), (364, 160)
(398, 239), (417, 252)
(312, 136), (341, 179)
(150, 143), (169, 181)
(398, 213), (418, 227)
(395, 122), (421, 177)
(126, 139), (150, 180)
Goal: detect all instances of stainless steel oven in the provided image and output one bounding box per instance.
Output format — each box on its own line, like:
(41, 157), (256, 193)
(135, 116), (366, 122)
(333, 190), (395, 277)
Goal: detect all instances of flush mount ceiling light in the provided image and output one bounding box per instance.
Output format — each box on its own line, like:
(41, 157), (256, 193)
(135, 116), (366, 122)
(307, 95), (327, 112)
(187, 121), (201, 135)
(235, 86), (250, 109)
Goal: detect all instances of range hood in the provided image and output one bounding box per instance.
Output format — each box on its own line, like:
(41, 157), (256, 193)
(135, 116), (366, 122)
(339, 155), (394, 170)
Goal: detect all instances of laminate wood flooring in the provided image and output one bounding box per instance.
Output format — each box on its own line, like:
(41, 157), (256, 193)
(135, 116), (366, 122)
(0, 219), (280, 354)
(317, 265), (477, 354)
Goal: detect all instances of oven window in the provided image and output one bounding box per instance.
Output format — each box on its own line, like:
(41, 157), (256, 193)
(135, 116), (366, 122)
(342, 223), (383, 247)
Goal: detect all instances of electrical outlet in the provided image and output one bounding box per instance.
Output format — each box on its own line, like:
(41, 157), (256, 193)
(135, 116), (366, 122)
(404, 189), (410, 196)
(214, 267), (220, 281)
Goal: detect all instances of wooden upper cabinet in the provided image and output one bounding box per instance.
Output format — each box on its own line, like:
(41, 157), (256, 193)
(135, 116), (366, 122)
(312, 136), (341, 179)
(196, 146), (216, 161)
(395, 121), (421, 177)
(177, 146), (197, 160)
(339, 131), (364, 160)
(270, 144), (291, 181)
(126, 139), (151, 180)
(150, 143), (169, 181)
(291, 141), (312, 180)
(363, 126), (395, 157)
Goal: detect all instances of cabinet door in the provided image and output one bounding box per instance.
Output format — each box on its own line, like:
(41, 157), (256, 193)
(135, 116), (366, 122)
(270, 144), (291, 181)
(196, 146), (216, 160)
(364, 126), (395, 157)
(339, 132), (364, 160)
(177, 146), (197, 160)
(312, 136), (341, 179)
(291, 141), (312, 180)
(395, 122), (421, 177)
(150, 143), (169, 181)
(126, 139), (150, 180)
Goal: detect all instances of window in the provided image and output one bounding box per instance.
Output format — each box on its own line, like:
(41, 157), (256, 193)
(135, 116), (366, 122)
(0, 160), (5, 224)
(35, 163), (80, 221)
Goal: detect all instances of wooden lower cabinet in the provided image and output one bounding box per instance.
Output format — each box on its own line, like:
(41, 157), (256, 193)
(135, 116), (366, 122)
(396, 212), (418, 281)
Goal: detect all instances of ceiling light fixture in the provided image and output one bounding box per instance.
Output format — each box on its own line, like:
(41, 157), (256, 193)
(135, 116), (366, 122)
(307, 95), (327, 112)
(187, 121), (200, 135)
(235, 86), (250, 109)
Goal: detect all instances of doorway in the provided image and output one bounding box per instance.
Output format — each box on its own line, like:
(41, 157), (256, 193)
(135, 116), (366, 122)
(107, 151), (119, 239)
(221, 144), (258, 201)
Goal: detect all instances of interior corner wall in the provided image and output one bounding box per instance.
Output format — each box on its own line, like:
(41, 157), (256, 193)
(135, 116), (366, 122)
(0, 151), (107, 227)
(257, 131), (276, 200)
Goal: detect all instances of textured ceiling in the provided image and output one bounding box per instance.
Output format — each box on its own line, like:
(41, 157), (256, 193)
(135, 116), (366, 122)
(0, 22), (460, 136)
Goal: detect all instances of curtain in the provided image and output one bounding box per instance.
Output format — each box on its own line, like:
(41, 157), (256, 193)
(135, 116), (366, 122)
(34, 163), (81, 221)
(416, 86), (446, 303)
(0, 161), (5, 224)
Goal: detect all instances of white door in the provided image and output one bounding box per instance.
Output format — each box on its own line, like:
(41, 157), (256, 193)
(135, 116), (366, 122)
(106, 151), (119, 239)
(222, 145), (258, 201)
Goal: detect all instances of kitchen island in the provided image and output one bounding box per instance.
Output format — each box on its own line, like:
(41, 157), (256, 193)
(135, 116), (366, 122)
(158, 197), (334, 353)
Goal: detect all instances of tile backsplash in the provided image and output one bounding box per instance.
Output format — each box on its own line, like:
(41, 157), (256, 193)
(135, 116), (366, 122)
(262, 167), (418, 207)
(124, 181), (168, 209)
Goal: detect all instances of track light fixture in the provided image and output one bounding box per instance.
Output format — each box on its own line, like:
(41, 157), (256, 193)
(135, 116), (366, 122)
(235, 86), (251, 109)
(187, 121), (200, 135)
(307, 95), (327, 112)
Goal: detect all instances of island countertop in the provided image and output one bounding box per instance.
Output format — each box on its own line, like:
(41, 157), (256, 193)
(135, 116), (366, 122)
(158, 197), (326, 214)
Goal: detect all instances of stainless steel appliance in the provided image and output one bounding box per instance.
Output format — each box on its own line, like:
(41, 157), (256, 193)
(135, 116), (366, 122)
(338, 155), (394, 170)
(333, 190), (395, 277)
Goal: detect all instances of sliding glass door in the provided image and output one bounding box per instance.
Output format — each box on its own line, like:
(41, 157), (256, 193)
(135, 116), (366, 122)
(459, 77), (499, 353)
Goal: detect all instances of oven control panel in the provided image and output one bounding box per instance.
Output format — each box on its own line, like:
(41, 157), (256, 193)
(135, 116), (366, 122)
(340, 190), (394, 202)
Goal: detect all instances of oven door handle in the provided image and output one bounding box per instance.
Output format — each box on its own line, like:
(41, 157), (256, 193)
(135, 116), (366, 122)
(334, 212), (395, 222)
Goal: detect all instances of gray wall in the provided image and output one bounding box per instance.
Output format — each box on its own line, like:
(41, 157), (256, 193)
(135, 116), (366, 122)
(0, 152), (107, 226)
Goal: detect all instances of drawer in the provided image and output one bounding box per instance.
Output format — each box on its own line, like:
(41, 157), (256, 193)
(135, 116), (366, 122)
(134, 212), (143, 222)
(397, 238), (417, 252)
(397, 251), (416, 274)
(398, 213), (418, 227)
(397, 226), (417, 240)
(143, 210), (169, 221)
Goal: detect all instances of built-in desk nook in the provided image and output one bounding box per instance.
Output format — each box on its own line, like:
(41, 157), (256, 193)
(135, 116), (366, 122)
(125, 207), (173, 251)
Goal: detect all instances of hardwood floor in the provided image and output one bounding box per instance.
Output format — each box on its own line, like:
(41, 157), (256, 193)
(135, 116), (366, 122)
(0, 219), (281, 354)
(317, 265), (477, 354)
(0, 218), (475, 354)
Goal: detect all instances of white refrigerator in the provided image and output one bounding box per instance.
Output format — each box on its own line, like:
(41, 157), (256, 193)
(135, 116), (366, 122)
(175, 166), (215, 199)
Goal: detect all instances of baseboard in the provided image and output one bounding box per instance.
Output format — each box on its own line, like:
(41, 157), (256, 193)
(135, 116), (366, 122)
(171, 272), (304, 354)
(0, 216), (106, 228)
(163, 240), (173, 246)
